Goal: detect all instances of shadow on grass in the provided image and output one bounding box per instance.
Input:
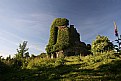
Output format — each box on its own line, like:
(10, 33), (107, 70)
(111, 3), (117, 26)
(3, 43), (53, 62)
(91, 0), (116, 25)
(1, 60), (121, 81)
(97, 60), (121, 81)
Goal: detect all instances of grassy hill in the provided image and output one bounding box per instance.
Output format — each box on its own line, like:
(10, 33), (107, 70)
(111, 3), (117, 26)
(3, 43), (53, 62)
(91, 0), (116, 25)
(1, 51), (121, 81)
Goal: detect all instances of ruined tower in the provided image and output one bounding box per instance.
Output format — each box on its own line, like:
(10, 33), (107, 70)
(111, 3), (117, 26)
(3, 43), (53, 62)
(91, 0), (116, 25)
(46, 18), (84, 58)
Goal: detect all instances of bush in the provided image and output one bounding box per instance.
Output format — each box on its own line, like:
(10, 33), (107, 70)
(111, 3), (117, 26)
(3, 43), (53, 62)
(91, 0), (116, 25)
(81, 51), (119, 68)
(27, 57), (56, 69)
(56, 57), (65, 66)
(0, 61), (10, 74)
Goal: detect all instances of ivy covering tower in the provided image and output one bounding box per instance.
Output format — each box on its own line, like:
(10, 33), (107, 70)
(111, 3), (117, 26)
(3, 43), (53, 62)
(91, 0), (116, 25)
(46, 18), (69, 54)
(46, 18), (89, 58)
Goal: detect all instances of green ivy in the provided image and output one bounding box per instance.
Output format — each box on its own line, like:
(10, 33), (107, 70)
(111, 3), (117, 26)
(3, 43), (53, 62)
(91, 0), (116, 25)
(46, 18), (69, 54)
(52, 18), (69, 26)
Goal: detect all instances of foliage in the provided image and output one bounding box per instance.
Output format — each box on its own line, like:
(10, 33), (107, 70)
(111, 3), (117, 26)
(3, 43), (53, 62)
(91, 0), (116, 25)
(0, 61), (10, 74)
(37, 53), (47, 58)
(46, 18), (69, 54)
(31, 54), (36, 58)
(91, 35), (114, 54)
(1, 54), (121, 81)
(9, 41), (30, 69)
(54, 27), (70, 51)
(56, 57), (65, 65)
(45, 45), (54, 54)
(48, 24), (58, 46)
(27, 56), (56, 69)
(27, 56), (66, 70)
(80, 51), (120, 69)
(52, 18), (69, 26)
(12, 59), (23, 69)
(15, 41), (29, 59)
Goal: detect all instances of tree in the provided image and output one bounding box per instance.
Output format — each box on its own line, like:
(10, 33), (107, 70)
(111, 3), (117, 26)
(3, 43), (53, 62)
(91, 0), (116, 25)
(16, 41), (29, 59)
(6, 55), (11, 61)
(91, 35), (114, 54)
(24, 52), (30, 58)
(0, 56), (2, 61)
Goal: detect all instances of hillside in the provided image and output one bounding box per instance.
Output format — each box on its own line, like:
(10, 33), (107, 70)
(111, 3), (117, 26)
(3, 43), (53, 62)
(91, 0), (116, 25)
(1, 51), (121, 81)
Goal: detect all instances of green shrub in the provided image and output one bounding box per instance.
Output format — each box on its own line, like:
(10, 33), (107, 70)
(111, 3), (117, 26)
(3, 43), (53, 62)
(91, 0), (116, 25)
(81, 51), (119, 68)
(27, 57), (57, 69)
(56, 57), (65, 66)
(0, 61), (10, 74)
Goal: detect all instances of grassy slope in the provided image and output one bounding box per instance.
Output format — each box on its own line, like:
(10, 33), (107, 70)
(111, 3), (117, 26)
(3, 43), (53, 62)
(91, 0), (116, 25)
(1, 55), (121, 81)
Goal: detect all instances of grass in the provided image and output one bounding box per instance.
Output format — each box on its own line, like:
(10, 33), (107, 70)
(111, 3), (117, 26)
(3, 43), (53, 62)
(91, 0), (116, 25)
(1, 55), (121, 81)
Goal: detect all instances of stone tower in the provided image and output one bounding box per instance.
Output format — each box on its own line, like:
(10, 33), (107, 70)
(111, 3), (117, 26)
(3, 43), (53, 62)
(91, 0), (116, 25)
(46, 18), (85, 58)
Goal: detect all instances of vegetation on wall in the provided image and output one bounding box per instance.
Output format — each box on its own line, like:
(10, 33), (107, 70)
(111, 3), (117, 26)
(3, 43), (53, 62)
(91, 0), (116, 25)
(46, 18), (69, 54)
(52, 18), (69, 26)
(54, 27), (70, 51)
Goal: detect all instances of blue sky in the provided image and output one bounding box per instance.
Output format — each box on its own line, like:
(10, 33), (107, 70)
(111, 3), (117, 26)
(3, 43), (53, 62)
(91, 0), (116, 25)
(0, 0), (121, 57)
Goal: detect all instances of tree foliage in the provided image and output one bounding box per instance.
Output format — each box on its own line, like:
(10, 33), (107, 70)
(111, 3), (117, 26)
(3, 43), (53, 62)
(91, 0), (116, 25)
(0, 61), (10, 74)
(13, 41), (30, 69)
(91, 35), (114, 54)
(15, 41), (29, 58)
